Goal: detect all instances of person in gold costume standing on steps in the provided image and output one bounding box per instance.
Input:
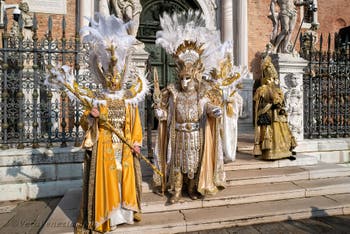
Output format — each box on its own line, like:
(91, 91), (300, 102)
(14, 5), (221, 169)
(45, 14), (150, 233)
(253, 55), (297, 161)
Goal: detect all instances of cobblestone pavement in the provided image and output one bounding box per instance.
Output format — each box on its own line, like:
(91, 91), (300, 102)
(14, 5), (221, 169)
(185, 216), (350, 234)
(1, 197), (350, 234)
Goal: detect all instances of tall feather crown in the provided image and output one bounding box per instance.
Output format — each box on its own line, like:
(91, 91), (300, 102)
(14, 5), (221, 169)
(156, 10), (220, 78)
(80, 13), (136, 90)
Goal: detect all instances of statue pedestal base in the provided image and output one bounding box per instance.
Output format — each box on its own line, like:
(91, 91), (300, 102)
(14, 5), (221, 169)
(238, 73), (254, 132)
(271, 53), (308, 142)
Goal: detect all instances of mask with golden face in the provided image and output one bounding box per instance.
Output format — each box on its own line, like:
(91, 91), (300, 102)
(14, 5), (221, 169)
(97, 45), (123, 91)
(261, 56), (278, 85)
(174, 41), (204, 91)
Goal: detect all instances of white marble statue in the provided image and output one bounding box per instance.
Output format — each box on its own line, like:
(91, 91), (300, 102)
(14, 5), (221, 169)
(284, 73), (303, 139)
(269, 0), (307, 53)
(99, 0), (142, 36)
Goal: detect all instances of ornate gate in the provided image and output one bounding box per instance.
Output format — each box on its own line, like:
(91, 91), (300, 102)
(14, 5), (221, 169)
(301, 33), (350, 138)
(0, 10), (92, 149)
(138, 0), (201, 89)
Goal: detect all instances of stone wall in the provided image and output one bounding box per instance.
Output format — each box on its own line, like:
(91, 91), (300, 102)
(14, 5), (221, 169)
(0, 147), (83, 201)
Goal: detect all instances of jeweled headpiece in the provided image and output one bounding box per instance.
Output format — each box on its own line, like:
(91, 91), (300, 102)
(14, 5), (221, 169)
(206, 40), (246, 91)
(261, 55), (278, 84)
(156, 10), (219, 81)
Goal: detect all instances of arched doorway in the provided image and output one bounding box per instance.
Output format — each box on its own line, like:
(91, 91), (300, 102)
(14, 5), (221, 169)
(137, 0), (201, 88)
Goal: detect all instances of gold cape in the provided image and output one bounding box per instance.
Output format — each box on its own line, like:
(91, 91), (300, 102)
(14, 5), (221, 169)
(77, 104), (142, 233)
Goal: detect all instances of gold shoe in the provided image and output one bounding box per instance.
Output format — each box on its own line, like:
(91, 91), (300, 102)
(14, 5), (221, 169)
(134, 212), (142, 222)
(170, 172), (183, 204)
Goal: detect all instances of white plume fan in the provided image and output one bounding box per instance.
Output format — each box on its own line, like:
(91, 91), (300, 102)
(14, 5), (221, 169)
(156, 10), (220, 60)
(80, 13), (136, 88)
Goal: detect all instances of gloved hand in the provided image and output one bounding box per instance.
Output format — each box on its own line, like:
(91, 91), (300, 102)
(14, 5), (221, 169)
(211, 107), (222, 118)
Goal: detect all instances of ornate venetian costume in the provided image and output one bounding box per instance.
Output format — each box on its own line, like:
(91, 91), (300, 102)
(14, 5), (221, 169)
(153, 11), (226, 203)
(45, 14), (149, 233)
(253, 56), (297, 160)
(207, 43), (245, 162)
(78, 101), (142, 232)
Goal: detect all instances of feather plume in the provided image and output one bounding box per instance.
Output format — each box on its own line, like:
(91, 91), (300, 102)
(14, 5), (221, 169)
(156, 10), (217, 55)
(80, 13), (136, 86)
(45, 14), (150, 107)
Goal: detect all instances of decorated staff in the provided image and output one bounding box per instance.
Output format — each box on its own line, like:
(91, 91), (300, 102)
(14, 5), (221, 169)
(45, 14), (156, 233)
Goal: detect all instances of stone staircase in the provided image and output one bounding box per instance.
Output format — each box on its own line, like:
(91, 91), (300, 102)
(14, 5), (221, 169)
(40, 152), (350, 234)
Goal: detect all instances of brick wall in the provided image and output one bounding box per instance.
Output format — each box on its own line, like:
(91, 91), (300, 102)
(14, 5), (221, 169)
(247, 0), (350, 80)
(3, 0), (77, 39)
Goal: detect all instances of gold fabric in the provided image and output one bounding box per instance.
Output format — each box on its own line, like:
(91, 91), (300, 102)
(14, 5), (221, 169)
(253, 83), (297, 160)
(154, 84), (225, 198)
(197, 117), (218, 195)
(76, 104), (142, 233)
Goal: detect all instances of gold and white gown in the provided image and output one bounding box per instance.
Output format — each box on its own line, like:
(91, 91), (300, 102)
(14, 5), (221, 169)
(221, 90), (243, 162)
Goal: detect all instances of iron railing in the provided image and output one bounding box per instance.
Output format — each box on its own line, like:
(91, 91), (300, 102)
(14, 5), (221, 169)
(0, 12), (92, 149)
(301, 32), (350, 138)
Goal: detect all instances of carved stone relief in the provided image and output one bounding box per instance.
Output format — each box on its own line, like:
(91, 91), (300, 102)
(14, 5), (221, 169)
(283, 73), (303, 140)
(272, 53), (308, 141)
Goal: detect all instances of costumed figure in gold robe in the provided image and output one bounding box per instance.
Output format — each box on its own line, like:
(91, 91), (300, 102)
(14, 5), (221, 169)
(152, 11), (226, 204)
(253, 55), (297, 160)
(45, 14), (150, 233)
(206, 41), (246, 163)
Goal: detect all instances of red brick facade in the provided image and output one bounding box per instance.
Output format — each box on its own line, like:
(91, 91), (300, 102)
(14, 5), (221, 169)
(5, 0), (76, 38)
(248, 0), (350, 79)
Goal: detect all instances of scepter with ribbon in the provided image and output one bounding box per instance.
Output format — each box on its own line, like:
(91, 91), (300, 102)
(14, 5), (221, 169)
(45, 65), (163, 178)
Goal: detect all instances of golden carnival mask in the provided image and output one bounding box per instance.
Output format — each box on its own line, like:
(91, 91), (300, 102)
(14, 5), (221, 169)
(174, 41), (204, 87)
(261, 56), (278, 85)
(96, 45), (124, 91)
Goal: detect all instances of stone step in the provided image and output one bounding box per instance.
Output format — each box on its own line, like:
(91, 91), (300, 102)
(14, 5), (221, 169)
(41, 175), (350, 221)
(140, 154), (318, 179)
(141, 176), (350, 213)
(224, 154), (318, 171)
(40, 190), (350, 234)
(226, 162), (350, 186)
(141, 162), (350, 193)
(112, 194), (350, 234)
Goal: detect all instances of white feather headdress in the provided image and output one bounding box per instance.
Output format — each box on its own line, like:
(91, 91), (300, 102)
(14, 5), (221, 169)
(156, 10), (220, 69)
(207, 40), (247, 91)
(80, 13), (136, 87)
(79, 13), (149, 105)
(45, 14), (149, 107)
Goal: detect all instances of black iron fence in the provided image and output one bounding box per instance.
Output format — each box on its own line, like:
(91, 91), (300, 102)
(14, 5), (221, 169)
(301, 32), (350, 138)
(0, 13), (93, 149)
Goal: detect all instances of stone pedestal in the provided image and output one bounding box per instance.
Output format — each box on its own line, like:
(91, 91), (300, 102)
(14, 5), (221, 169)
(130, 45), (149, 129)
(271, 53), (308, 141)
(238, 73), (254, 131)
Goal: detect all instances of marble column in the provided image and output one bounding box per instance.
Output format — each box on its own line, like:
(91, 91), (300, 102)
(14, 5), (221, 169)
(221, 0), (233, 42)
(80, 0), (94, 27)
(236, 0), (248, 68)
(232, 0), (254, 130)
